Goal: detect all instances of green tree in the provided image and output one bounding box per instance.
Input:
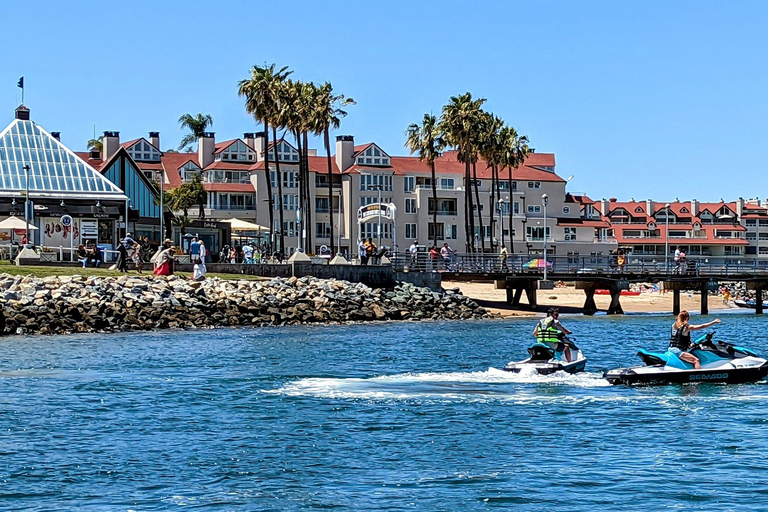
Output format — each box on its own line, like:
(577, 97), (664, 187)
(405, 113), (445, 249)
(87, 136), (103, 153)
(312, 82), (355, 255)
(177, 113), (213, 152)
(440, 93), (486, 252)
(499, 125), (530, 255)
(238, 63), (292, 253)
(165, 178), (208, 220)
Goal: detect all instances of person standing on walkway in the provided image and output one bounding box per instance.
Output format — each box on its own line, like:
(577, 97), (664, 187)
(132, 241), (143, 274)
(359, 239), (368, 265)
(441, 243), (453, 270)
(499, 245), (509, 271)
(116, 241), (129, 273)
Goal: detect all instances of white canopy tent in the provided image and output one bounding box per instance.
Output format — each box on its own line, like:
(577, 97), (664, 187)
(0, 216), (39, 231)
(224, 218), (270, 232)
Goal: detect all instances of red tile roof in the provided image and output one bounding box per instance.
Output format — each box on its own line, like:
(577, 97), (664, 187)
(213, 139), (238, 154)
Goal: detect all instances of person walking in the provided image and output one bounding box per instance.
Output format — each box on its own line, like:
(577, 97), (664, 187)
(499, 245), (509, 271)
(116, 241), (129, 273)
(409, 241), (419, 269)
(132, 241), (143, 274)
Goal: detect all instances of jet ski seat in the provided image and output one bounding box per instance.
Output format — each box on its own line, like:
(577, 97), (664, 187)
(528, 344), (556, 361)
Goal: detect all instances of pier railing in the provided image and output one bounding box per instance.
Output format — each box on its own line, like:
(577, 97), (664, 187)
(389, 253), (768, 278)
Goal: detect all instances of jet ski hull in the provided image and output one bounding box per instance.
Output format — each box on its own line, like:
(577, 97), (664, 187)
(605, 361), (768, 386)
(504, 357), (587, 375)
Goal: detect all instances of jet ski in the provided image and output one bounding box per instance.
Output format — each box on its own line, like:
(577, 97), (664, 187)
(504, 338), (587, 375)
(605, 331), (768, 385)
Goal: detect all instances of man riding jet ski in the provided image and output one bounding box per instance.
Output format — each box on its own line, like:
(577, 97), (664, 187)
(504, 308), (587, 374)
(606, 311), (768, 385)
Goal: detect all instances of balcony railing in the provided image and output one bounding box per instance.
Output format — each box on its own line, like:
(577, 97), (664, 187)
(428, 210), (459, 216)
(315, 207), (340, 214)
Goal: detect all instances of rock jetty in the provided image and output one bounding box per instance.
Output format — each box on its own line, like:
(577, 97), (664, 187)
(0, 274), (491, 335)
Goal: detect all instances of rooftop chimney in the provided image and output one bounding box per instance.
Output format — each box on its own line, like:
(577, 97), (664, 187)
(600, 198), (609, 216)
(50, 132), (61, 141)
(15, 105), (30, 120)
(646, 199), (654, 215)
(148, 132), (160, 150)
(199, 132), (215, 168)
(103, 131), (120, 159)
(737, 197), (744, 218)
(690, 199), (699, 216)
(335, 135), (354, 171)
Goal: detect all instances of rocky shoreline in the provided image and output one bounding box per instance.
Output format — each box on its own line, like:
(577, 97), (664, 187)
(0, 274), (492, 335)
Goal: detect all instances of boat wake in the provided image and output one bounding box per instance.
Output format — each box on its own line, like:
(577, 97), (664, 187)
(269, 367), (610, 401)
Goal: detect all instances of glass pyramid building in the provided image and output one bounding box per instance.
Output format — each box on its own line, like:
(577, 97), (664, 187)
(0, 109), (127, 200)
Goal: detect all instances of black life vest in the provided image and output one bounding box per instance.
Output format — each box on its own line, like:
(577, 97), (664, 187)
(670, 324), (691, 349)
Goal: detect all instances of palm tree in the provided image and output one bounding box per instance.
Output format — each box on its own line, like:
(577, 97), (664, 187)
(87, 136), (103, 153)
(479, 113), (504, 250)
(440, 93), (486, 252)
(313, 82), (355, 255)
(238, 63), (292, 254)
(178, 113), (213, 152)
(499, 125), (530, 255)
(279, 79), (312, 251)
(405, 113), (445, 249)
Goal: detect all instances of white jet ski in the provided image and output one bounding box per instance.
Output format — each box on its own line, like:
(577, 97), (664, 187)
(605, 331), (768, 385)
(503, 338), (587, 375)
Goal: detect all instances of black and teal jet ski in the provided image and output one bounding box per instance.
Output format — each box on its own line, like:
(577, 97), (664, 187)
(504, 338), (587, 375)
(605, 332), (768, 385)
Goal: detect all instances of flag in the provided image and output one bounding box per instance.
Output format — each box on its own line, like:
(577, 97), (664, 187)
(17, 77), (23, 89)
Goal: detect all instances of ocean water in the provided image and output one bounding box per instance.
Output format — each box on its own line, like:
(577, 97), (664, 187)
(1, 313), (767, 511)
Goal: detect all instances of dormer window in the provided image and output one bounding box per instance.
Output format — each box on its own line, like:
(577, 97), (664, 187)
(634, 206), (643, 213)
(267, 140), (299, 162)
(127, 139), (161, 162)
(221, 140), (256, 162)
(180, 161), (202, 183)
(680, 207), (689, 213)
(355, 144), (390, 166)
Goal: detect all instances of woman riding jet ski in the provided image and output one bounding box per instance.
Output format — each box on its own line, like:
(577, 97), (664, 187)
(504, 308), (587, 375)
(605, 311), (768, 385)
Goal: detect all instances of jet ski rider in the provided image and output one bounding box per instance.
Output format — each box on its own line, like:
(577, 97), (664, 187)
(670, 310), (721, 369)
(533, 308), (573, 363)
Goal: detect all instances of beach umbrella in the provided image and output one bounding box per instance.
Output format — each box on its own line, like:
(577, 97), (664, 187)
(523, 258), (553, 269)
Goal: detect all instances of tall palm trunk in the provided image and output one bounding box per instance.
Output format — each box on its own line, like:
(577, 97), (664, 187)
(294, 131), (305, 250)
(472, 161), (485, 253)
(303, 131), (313, 252)
(272, 127), (286, 254)
(430, 159), (438, 249)
(507, 166), (514, 255)
(489, 164), (496, 250)
(263, 121), (275, 253)
(465, 160), (475, 252)
(324, 129), (335, 255)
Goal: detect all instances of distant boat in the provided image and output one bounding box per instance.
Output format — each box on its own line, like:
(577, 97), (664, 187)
(734, 299), (768, 309)
(594, 290), (641, 296)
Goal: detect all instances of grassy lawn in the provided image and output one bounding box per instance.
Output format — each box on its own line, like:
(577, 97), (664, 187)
(0, 261), (267, 281)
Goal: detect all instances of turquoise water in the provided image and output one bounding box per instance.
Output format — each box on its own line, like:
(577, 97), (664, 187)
(1, 314), (767, 511)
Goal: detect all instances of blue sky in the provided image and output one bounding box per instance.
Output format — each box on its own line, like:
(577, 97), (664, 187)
(0, 1), (765, 202)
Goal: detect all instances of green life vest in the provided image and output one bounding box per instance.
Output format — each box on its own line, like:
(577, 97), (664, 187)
(537, 318), (562, 344)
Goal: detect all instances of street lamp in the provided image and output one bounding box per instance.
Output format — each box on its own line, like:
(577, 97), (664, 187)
(498, 196), (509, 250)
(664, 202), (670, 274)
(542, 193), (548, 280)
(23, 164), (30, 245)
(370, 184), (383, 247)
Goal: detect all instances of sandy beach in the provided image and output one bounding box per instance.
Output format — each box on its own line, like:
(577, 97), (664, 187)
(444, 279), (736, 317)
